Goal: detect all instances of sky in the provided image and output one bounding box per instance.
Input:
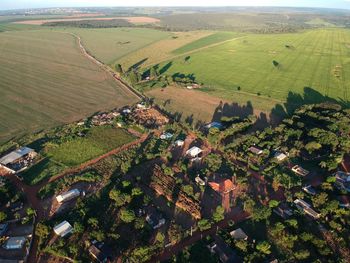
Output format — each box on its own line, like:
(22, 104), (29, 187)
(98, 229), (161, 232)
(1, 0), (350, 11)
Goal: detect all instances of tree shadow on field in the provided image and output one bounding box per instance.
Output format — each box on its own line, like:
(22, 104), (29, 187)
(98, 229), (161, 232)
(128, 58), (148, 71)
(210, 86), (350, 131)
(159, 62), (173, 75)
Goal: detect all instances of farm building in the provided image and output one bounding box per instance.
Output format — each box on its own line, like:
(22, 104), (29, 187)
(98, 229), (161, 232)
(0, 147), (37, 173)
(337, 196), (350, 208)
(205, 122), (224, 130)
(291, 165), (309, 176)
(294, 199), (320, 219)
(335, 171), (350, 192)
(3, 236), (26, 250)
(209, 178), (235, 213)
(146, 211), (165, 230)
(56, 189), (81, 203)
(302, 185), (317, 196)
(174, 140), (184, 147)
(248, 146), (263, 155)
(273, 203), (293, 219)
(208, 236), (240, 263)
(230, 228), (248, 240)
(53, 221), (73, 237)
(195, 176), (206, 186)
(160, 132), (173, 140)
(274, 152), (287, 162)
(88, 240), (112, 263)
(186, 146), (202, 158)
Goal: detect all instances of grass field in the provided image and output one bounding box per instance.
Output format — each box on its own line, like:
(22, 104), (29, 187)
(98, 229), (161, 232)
(0, 30), (137, 143)
(153, 28), (350, 112)
(118, 31), (213, 70)
(21, 126), (135, 185)
(66, 27), (170, 65)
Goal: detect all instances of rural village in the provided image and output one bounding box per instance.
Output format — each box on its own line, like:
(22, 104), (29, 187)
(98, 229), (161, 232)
(0, 4), (350, 263)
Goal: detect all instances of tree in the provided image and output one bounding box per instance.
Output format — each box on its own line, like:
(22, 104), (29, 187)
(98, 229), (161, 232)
(129, 246), (152, 263)
(256, 241), (271, 254)
(305, 141), (322, 153)
(155, 232), (165, 243)
(129, 71), (139, 85)
(119, 208), (136, 223)
(213, 206), (225, 222)
(115, 63), (123, 74)
(312, 192), (328, 208)
(150, 66), (158, 79)
(0, 211), (7, 223)
(198, 219), (212, 231)
(109, 189), (131, 207)
(132, 187), (143, 196)
(88, 217), (99, 229)
(205, 153), (223, 172)
(268, 200), (279, 208)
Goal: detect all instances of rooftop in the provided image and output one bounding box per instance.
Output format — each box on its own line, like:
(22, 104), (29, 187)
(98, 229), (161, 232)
(209, 179), (235, 194)
(0, 147), (35, 165)
(54, 221), (73, 237)
(3, 236), (26, 250)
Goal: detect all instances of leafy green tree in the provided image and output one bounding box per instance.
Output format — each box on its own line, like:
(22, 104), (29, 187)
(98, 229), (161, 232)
(128, 71), (139, 85)
(0, 211), (7, 223)
(109, 189), (131, 207)
(150, 66), (158, 79)
(205, 153), (223, 172)
(256, 241), (271, 254)
(119, 208), (136, 223)
(305, 141), (322, 153)
(198, 219), (212, 231)
(132, 187), (143, 196)
(213, 206), (225, 222)
(115, 63), (123, 74)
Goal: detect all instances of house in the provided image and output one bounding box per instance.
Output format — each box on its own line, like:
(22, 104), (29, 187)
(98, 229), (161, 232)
(273, 203), (293, 219)
(208, 236), (241, 263)
(186, 146), (203, 158)
(160, 132), (173, 140)
(274, 152), (287, 162)
(195, 176), (206, 186)
(174, 140), (184, 147)
(146, 212), (165, 229)
(230, 228), (248, 241)
(205, 122), (224, 130)
(3, 236), (26, 250)
(291, 165), (309, 176)
(337, 196), (350, 208)
(88, 240), (112, 263)
(248, 146), (263, 155)
(294, 199), (320, 219)
(302, 185), (317, 196)
(56, 189), (81, 203)
(209, 178), (235, 213)
(335, 171), (350, 192)
(0, 223), (9, 236)
(0, 147), (37, 173)
(54, 221), (73, 237)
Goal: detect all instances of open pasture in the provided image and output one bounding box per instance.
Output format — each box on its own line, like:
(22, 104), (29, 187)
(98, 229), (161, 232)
(0, 30), (137, 143)
(154, 28), (350, 111)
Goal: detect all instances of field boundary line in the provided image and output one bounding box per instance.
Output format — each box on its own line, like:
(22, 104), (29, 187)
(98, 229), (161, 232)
(60, 31), (144, 101)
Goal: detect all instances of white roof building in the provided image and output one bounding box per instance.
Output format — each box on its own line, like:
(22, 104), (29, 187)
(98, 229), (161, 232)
(3, 236), (26, 250)
(54, 221), (73, 237)
(56, 189), (80, 203)
(0, 147), (35, 165)
(186, 146), (202, 158)
(174, 140), (184, 147)
(275, 152), (287, 162)
(230, 228), (248, 240)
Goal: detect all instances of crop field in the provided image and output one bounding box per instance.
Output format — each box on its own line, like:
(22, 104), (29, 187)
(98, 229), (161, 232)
(67, 27), (170, 65)
(21, 126), (135, 185)
(0, 30), (137, 143)
(118, 31), (213, 70)
(153, 28), (350, 112)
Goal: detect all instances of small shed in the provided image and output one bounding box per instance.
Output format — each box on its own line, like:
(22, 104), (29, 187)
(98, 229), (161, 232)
(274, 152), (287, 162)
(54, 221), (73, 237)
(0, 147), (36, 166)
(174, 140), (184, 147)
(230, 228), (248, 240)
(186, 146), (202, 158)
(248, 146), (263, 155)
(56, 189), (80, 203)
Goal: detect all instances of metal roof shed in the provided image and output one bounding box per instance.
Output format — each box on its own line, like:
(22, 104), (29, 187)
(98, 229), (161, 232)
(3, 236), (26, 250)
(0, 147), (35, 165)
(54, 221), (73, 237)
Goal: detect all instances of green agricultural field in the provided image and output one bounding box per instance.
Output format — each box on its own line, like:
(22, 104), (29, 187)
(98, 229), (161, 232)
(21, 126), (135, 185)
(0, 30), (138, 143)
(68, 27), (170, 65)
(172, 32), (241, 54)
(153, 28), (350, 113)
